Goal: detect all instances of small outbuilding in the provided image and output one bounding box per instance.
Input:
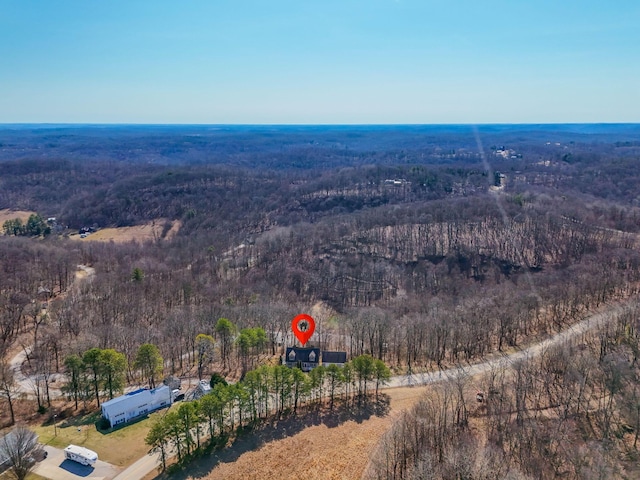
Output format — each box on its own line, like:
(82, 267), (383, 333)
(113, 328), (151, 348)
(193, 380), (211, 399)
(101, 385), (172, 427)
(321, 351), (347, 367)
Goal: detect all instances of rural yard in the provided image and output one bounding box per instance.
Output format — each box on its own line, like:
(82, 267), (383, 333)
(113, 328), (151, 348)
(0, 298), (629, 480)
(5, 249), (637, 480)
(0, 210), (180, 244)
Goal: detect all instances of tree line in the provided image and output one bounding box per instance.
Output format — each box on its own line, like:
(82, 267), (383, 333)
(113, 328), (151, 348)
(3, 200), (640, 426)
(59, 343), (167, 413)
(2, 134), (640, 436)
(2, 214), (50, 237)
(146, 355), (391, 472)
(366, 301), (640, 480)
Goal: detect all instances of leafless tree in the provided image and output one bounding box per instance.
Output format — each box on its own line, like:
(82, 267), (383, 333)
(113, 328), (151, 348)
(0, 426), (43, 480)
(0, 361), (19, 425)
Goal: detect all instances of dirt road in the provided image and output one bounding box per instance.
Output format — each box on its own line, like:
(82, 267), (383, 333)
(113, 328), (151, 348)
(8, 265), (96, 399)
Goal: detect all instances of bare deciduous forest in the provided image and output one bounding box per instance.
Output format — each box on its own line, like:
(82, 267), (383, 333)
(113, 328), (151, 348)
(1, 124), (640, 478)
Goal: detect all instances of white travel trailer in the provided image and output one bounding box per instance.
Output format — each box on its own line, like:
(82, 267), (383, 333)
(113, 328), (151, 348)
(64, 445), (98, 466)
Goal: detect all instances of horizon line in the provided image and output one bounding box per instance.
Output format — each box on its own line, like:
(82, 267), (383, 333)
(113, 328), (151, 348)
(1, 122), (639, 127)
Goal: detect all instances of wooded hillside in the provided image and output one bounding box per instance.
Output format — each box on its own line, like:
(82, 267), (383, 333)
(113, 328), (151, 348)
(1, 124), (640, 477)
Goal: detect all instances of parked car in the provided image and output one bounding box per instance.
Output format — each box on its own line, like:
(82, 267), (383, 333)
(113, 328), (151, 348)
(172, 389), (185, 402)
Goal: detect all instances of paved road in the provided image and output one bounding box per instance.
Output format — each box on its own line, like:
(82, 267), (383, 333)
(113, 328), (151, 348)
(112, 451), (161, 480)
(32, 445), (121, 480)
(9, 346), (34, 396)
(109, 298), (638, 480)
(9, 347), (67, 399)
(384, 299), (635, 389)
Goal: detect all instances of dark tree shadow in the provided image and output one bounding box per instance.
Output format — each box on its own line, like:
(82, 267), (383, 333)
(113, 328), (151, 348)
(153, 394), (390, 480)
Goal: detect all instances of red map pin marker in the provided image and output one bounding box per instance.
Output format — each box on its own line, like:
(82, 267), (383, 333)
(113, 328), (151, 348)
(292, 314), (315, 346)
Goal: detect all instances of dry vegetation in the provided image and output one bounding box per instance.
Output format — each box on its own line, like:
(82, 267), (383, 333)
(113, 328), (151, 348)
(0, 209), (37, 229)
(151, 387), (429, 480)
(69, 219), (181, 244)
(2, 126), (640, 479)
(365, 306), (640, 480)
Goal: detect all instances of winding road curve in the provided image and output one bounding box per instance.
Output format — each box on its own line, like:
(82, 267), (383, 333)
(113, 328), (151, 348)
(9, 346), (67, 399)
(112, 296), (639, 480)
(11, 278), (638, 480)
(386, 298), (637, 389)
(11, 259), (636, 479)
(9, 265), (96, 399)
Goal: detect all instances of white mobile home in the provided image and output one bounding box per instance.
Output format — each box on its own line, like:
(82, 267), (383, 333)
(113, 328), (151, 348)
(101, 385), (172, 427)
(64, 445), (98, 466)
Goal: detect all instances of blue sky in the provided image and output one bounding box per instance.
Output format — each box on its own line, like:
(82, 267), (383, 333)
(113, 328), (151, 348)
(1, 0), (638, 124)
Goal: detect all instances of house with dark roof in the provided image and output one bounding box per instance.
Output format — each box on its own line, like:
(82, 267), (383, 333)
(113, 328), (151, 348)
(285, 347), (320, 372)
(321, 351), (347, 367)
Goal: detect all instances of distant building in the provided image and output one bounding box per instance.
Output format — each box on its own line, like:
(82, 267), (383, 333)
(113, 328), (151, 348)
(101, 385), (172, 427)
(384, 178), (409, 186)
(321, 351), (347, 368)
(285, 347), (320, 372)
(37, 286), (52, 298)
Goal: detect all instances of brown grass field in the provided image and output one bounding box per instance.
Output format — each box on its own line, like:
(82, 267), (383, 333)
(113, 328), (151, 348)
(156, 386), (429, 480)
(69, 220), (181, 244)
(0, 210), (181, 244)
(0, 209), (37, 229)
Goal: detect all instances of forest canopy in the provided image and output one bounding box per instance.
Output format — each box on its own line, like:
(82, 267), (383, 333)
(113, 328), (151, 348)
(1, 124), (640, 477)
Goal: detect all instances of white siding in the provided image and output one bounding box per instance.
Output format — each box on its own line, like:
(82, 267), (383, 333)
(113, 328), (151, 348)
(64, 445), (98, 466)
(101, 385), (171, 426)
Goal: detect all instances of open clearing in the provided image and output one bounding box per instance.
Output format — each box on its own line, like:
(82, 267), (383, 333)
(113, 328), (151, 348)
(69, 220), (181, 244)
(0, 208), (37, 226)
(158, 386), (429, 480)
(0, 209), (181, 244)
